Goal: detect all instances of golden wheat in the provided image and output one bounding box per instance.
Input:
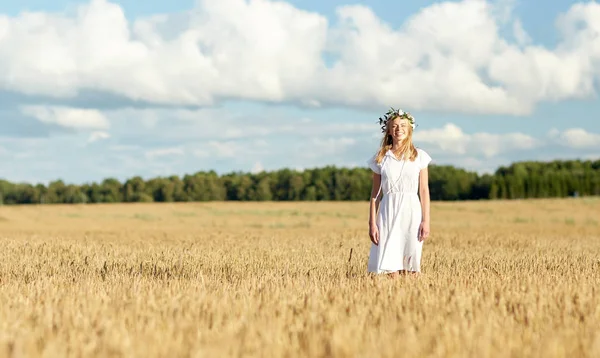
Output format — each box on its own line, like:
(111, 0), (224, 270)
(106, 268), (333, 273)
(0, 198), (599, 357)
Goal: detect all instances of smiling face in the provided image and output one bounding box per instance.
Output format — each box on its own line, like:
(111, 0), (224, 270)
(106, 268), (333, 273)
(387, 117), (412, 142)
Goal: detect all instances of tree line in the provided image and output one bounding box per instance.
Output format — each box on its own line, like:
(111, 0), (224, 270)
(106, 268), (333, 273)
(1, 159), (599, 205)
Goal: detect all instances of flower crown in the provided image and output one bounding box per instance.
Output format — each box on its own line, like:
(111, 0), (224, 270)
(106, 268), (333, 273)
(378, 107), (416, 133)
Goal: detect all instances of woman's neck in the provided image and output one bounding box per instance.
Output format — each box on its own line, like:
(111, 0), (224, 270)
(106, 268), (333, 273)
(391, 139), (405, 150)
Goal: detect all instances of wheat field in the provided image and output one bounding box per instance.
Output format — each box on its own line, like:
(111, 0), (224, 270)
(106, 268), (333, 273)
(0, 198), (599, 358)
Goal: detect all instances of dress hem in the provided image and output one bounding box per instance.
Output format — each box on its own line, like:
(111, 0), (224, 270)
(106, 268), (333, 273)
(368, 267), (421, 274)
(368, 270), (421, 275)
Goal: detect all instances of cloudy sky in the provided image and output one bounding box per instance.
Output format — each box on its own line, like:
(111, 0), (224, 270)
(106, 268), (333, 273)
(0, 0), (599, 185)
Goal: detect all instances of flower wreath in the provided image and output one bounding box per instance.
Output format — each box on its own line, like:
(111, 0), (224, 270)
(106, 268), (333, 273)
(377, 107), (416, 133)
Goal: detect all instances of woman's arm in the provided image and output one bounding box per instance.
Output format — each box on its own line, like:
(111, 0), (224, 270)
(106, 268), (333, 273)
(419, 167), (430, 241)
(369, 173), (381, 224)
(369, 173), (381, 245)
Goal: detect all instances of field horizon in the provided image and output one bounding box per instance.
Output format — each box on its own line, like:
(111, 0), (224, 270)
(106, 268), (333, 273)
(1, 198), (599, 357)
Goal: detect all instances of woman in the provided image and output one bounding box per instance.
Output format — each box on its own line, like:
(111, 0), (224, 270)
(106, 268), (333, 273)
(366, 107), (431, 277)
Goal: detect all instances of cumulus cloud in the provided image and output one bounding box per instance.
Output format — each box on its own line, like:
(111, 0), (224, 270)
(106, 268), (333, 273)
(512, 19), (531, 47)
(549, 128), (600, 149)
(0, 0), (599, 115)
(303, 137), (357, 158)
(145, 146), (185, 159)
(88, 131), (110, 143)
(188, 139), (272, 162)
(415, 123), (539, 158)
(20, 105), (110, 130)
(251, 162), (265, 174)
(199, 141), (240, 158)
(102, 106), (375, 146)
(102, 106), (593, 165)
(193, 149), (209, 158)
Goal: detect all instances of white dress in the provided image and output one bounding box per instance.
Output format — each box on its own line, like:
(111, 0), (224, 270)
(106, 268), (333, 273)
(366, 148), (432, 273)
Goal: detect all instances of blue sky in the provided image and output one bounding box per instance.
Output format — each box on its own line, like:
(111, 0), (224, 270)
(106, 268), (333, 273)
(0, 0), (599, 185)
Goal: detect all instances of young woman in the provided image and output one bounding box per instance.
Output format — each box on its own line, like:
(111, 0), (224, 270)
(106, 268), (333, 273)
(366, 108), (431, 277)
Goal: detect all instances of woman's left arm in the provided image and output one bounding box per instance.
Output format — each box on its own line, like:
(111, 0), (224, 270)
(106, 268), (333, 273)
(419, 167), (431, 241)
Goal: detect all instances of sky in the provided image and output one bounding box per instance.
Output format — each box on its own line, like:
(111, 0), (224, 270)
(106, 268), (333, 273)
(0, 0), (599, 185)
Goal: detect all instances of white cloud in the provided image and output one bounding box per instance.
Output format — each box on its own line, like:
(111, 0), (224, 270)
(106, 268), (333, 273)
(193, 149), (209, 158)
(547, 128), (560, 138)
(2, 107), (598, 185)
(201, 141), (239, 158)
(20, 105), (110, 130)
(109, 144), (140, 152)
(254, 139), (269, 147)
(414, 123), (469, 154)
(491, 0), (516, 24)
(145, 146), (185, 159)
(472, 132), (538, 157)
(87, 131), (110, 143)
(443, 156), (500, 174)
(0, 0), (599, 115)
(552, 128), (600, 149)
(512, 19), (531, 47)
(101, 106), (376, 145)
(415, 123), (539, 158)
(102, 105), (595, 167)
(191, 139), (272, 160)
(308, 137), (357, 157)
(251, 161), (264, 174)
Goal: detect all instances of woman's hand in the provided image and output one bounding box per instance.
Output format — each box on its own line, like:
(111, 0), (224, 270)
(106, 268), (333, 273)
(418, 220), (430, 242)
(369, 222), (379, 246)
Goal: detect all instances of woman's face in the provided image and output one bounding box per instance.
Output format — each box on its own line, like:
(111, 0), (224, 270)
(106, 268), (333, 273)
(388, 117), (410, 142)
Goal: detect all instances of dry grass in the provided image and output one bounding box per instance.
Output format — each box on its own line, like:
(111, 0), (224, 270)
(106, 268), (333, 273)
(0, 198), (599, 357)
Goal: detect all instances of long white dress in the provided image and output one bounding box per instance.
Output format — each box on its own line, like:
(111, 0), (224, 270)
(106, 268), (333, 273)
(366, 148), (432, 273)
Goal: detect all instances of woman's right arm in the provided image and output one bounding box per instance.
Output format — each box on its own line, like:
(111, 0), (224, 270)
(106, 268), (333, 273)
(369, 173), (381, 245)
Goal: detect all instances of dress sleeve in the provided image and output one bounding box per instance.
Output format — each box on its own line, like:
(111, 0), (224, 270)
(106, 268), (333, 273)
(366, 154), (381, 174)
(418, 149), (432, 170)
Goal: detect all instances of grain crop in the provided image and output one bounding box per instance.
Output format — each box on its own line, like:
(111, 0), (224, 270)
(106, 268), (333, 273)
(1, 198), (599, 357)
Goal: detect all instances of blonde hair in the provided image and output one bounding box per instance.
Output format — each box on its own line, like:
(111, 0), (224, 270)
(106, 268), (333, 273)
(375, 116), (418, 163)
